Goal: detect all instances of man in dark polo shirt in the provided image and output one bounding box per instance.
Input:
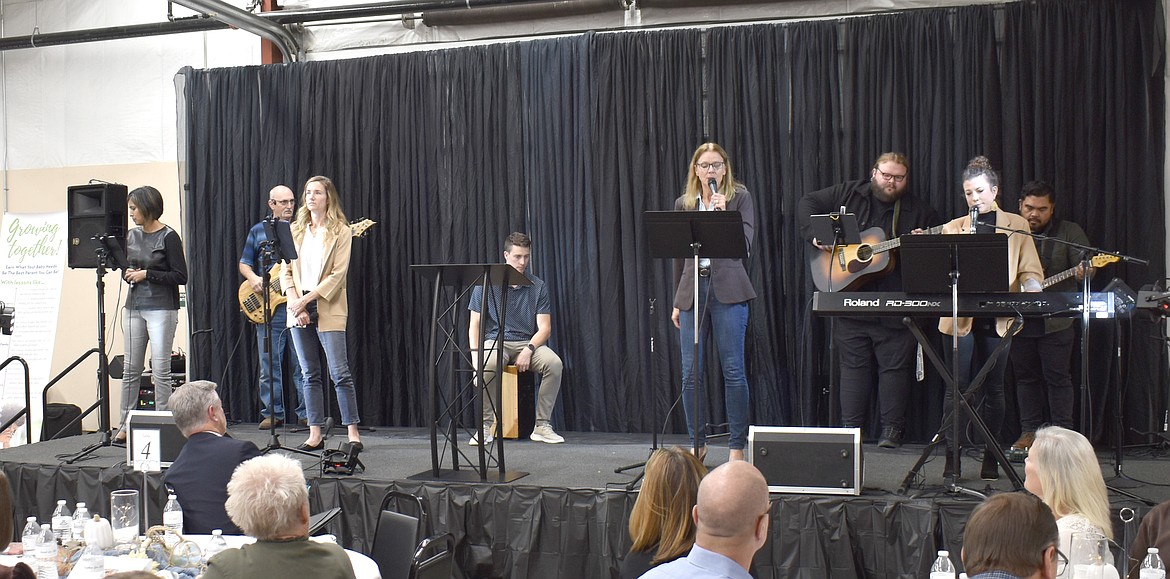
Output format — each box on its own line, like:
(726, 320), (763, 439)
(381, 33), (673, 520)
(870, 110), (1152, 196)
(467, 232), (564, 446)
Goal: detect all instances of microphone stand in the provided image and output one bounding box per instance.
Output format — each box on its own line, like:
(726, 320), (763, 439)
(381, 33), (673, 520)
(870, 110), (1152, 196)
(614, 298), (660, 490)
(973, 216), (1151, 499)
(257, 217), (318, 459)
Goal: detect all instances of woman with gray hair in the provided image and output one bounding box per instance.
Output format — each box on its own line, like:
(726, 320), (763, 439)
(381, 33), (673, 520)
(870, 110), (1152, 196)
(1025, 425), (1119, 579)
(202, 454), (355, 579)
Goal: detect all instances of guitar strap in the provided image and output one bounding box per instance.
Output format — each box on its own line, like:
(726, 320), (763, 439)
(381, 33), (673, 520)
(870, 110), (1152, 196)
(890, 198), (901, 238)
(1038, 221), (1058, 270)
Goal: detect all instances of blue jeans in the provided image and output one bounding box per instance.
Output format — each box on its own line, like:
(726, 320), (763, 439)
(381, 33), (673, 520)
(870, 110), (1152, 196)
(290, 327), (360, 427)
(257, 306), (306, 420)
(678, 278), (750, 450)
(120, 308), (178, 427)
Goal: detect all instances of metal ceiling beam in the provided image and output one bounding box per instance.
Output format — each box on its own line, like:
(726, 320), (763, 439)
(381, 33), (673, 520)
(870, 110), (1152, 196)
(171, 0), (302, 62)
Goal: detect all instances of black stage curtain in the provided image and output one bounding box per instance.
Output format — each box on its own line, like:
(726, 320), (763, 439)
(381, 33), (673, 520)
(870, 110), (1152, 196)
(178, 0), (1165, 442)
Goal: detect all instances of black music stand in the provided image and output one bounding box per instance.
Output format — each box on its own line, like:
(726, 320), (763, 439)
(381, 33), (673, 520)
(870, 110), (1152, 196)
(644, 211), (748, 459)
(808, 211), (861, 426)
(408, 263), (530, 483)
(808, 213), (862, 247)
(894, 234), (1025, 495)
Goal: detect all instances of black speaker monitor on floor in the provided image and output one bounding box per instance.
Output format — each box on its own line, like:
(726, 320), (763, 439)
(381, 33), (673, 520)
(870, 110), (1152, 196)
(748, 426), (863, 495)
(67, 183), (128, 269)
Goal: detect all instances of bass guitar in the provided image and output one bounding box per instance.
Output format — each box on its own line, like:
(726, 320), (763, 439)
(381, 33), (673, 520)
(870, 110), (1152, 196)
(238, 218), (376, 324)
(810, 225), (945, 292)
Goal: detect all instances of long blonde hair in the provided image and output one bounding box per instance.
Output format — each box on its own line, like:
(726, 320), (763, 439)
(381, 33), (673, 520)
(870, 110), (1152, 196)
(681, 142), (741, 210)
(628, 447), (707, 564)
(291, 175), (349, 242)
(1029, 426), (1113, 539)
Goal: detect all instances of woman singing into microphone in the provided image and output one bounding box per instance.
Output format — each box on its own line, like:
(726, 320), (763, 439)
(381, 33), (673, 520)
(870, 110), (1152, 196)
(939, 156), (1042, 481)
(670, 142), (756, 463)
(282, 176), (362, 452)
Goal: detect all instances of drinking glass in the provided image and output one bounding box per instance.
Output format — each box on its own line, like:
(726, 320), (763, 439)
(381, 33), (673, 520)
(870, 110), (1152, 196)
(110, 489), (140, 544)
(1069, 531), (1108, 579)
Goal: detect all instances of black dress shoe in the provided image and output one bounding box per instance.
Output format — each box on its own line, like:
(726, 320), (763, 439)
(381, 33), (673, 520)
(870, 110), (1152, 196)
(347, 441), (363, 452)
(296, 440), (324, 451)
(981, 449), (1000, 481)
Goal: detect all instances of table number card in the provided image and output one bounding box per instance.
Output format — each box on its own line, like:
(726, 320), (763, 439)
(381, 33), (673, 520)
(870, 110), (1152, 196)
(131, 428), (161, 472)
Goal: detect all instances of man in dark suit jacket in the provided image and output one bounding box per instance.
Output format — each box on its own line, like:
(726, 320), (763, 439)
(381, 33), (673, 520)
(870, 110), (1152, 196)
(163, 380), (261, 534)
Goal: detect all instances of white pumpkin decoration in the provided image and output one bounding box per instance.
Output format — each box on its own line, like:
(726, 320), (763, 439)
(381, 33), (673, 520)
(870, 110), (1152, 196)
(83, 514), (114, 550)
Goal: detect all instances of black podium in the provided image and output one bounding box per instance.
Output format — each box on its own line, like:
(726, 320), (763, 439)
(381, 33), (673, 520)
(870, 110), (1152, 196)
(644, 210), (748, 456)
(409, 263), (530, 483)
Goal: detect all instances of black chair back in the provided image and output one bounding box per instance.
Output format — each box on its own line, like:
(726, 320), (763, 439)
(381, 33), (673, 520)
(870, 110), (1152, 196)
(371, 491), (427, 579)
(410, 532), (456, 579)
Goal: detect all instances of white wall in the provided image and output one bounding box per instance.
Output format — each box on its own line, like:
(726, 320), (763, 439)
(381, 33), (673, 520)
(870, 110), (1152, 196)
(0, 0), (259, 430)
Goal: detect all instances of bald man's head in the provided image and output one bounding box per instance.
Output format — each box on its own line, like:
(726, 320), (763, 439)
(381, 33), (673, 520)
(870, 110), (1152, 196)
(695, 461), (770, 539)
(268, 185), (296, 221)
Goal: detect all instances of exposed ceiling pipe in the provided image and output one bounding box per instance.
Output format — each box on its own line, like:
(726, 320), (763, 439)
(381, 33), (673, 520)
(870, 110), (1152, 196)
(639, 0), (781, 6)
(422, 0), (623, 27)
(0, 0), (785, 54)
(0, 19), (227, 52)
(171, 0), (302, 62)
(266, 0), (544, 25)
(0, 0), (548, 53)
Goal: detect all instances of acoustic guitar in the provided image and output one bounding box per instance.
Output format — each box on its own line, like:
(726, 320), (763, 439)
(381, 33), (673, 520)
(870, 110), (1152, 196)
(809, 224), (945, 292)
(238, 218), (376, 324)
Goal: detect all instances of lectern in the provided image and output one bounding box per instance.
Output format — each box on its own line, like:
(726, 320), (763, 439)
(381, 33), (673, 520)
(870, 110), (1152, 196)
(409, 263), (531, 483)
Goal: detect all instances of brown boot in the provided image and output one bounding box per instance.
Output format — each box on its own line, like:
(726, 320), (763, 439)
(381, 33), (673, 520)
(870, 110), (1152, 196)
(1011, 431), (1035, 450)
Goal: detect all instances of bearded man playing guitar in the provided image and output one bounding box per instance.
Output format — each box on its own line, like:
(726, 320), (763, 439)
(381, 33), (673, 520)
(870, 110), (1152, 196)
(798, 152), (940, 449)
(238, 185), (307, 429)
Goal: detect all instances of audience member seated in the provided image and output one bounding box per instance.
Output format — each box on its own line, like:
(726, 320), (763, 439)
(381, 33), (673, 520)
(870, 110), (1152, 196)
(1025, 426), (1119, 578)
(640, 461), (770, 579)
(0, 470), (34, 578)
(1129, 499), (1170, 579)
(203, 454), (356, 579)
(621, 447), (707, 578)
(962, 492), (1062, 579)
(163, 380), (261, 534)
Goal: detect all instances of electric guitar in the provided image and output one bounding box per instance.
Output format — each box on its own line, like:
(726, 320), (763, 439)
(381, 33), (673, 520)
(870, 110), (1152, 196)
(809, 224), (945, 292)
(238, 218), (376, 324)
(1041, 254), (1118, 289)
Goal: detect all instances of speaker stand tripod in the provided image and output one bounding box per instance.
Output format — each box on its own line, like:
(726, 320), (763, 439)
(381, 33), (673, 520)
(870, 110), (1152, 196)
(65, 244), (119, 464)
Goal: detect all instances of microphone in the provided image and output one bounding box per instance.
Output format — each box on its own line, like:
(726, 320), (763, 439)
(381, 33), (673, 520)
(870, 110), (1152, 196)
(969, 204), (980, 234)
(707, 178), (721, 210)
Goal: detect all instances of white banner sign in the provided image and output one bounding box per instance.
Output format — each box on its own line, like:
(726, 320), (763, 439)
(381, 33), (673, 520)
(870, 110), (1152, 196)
(0, 211), (67, 442)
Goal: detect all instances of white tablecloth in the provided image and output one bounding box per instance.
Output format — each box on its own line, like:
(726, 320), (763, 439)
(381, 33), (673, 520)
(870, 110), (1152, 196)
(0, 534), (381, 579)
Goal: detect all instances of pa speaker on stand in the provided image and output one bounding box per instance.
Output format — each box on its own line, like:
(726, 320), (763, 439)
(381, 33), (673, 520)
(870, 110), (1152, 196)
(67, 183), (128, 269)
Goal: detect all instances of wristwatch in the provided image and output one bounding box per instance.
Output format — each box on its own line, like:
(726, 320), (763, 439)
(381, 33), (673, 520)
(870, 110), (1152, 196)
(525, 343), (536, 353)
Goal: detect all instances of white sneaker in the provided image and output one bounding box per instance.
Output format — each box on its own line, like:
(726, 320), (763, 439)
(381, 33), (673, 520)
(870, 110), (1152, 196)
(468, 430), (494, 446)
(530, 424), (564, 444)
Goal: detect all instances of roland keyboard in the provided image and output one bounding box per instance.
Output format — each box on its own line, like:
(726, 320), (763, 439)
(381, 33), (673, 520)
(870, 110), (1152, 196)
(812, 292), (1117, 318)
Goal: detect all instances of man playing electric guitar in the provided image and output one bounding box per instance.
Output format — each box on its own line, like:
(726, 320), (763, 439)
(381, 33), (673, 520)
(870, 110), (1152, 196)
(239, 185), (306, 429)
(1007, 181), (1100, 452)
(798, 152), (940, 448)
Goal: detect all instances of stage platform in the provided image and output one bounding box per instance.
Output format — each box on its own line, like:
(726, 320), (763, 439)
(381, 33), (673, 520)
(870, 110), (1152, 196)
(1, 426), (1166, 578)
